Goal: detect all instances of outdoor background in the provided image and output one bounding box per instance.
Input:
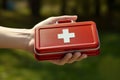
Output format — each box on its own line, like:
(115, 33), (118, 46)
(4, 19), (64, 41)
(0, 0), (120, 80)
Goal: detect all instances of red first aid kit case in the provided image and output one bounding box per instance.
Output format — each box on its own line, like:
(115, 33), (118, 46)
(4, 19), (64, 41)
(34, 20), (100, 61)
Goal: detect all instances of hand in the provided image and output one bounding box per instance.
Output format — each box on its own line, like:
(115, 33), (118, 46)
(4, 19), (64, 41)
(27, 15), (87, 65)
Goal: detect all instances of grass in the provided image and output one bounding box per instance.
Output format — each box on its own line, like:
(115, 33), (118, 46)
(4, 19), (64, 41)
(0, 30), (120, 80)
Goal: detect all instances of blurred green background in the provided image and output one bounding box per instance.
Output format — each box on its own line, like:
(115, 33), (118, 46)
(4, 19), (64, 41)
(0, 0), (120, 80)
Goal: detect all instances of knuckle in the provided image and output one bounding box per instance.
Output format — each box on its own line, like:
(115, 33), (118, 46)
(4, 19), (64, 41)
(68, 59), (74, 63)
(59, 63), (65, 66)
(68, 61), (72, 64)
(68, 61), (74, 64)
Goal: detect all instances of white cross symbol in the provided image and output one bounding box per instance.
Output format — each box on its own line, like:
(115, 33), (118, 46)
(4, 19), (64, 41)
(57, 29), (75, 43)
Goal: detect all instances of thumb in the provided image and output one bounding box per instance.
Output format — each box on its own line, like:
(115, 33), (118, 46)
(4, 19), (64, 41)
(50, 15), (78, 23)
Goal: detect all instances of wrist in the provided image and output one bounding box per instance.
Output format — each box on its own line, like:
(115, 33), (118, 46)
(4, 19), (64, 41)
(23, 29), (34, 53)
(18, 29), (32, 51)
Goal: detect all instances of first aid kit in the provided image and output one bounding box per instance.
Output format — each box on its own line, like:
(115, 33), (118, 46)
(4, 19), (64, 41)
(34, 20), (100, 61)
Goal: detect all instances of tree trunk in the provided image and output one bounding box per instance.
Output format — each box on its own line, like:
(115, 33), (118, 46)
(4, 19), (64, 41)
(107, 0), (115, 13)
(2, 0), (8, 10)
(28, 0), (42, 17)
(106, 0), (115, 30)
(95, 0), (100, 17)
(61, 0), (67, 15)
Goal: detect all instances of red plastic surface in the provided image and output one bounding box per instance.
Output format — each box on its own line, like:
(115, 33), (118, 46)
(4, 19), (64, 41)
(34, 21), (100, 61)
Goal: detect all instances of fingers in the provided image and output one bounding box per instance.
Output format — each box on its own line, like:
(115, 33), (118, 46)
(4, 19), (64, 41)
(48, 53), (72, 65)
(76, 54), (87, 61)
(33, 15), (78, 29)
(54, 15), (78, 21)
(50, 15), (78, 23)
(48, 53), (87, 65)
(58, 53), (72, 65)
(68, 52), (81, 63)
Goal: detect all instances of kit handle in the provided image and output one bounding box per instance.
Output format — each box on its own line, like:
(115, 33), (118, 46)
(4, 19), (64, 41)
(56, 19), (74, 24)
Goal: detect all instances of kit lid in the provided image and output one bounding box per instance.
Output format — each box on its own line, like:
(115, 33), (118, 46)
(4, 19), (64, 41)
(35, 21), (100, 54)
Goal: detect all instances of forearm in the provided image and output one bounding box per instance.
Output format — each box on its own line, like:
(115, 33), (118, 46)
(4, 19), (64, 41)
(0, 26), (31, 50)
